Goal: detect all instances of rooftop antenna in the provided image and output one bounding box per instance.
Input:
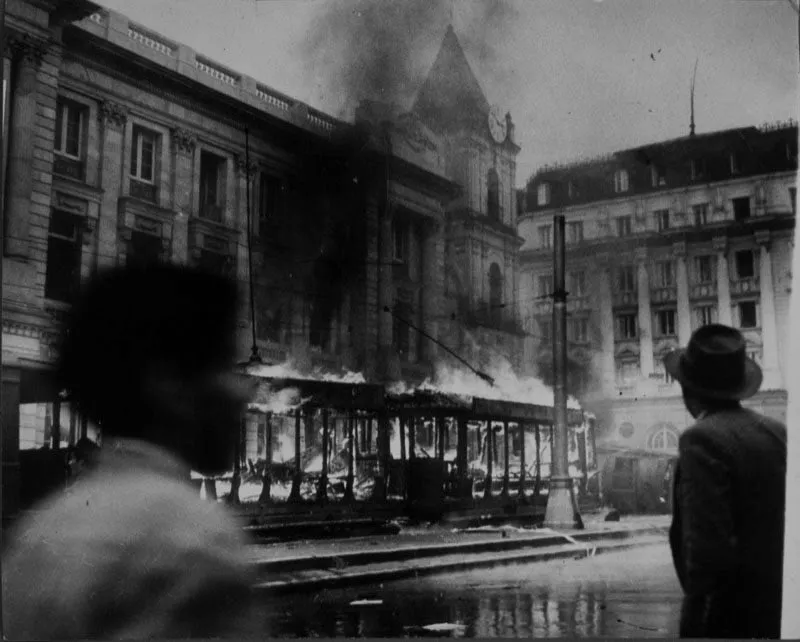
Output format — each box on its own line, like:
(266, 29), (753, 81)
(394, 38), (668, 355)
(690, 58), (699, 137)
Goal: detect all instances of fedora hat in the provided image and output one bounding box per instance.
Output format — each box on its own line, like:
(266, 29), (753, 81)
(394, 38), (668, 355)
(663, 324), (762, 400)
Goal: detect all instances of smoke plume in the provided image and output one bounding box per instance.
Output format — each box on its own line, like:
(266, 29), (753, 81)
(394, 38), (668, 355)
(298, 0), (521, 119)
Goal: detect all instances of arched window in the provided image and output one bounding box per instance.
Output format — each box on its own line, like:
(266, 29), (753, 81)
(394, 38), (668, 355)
(489, 263), (503, 324)
(487, 169), (500, 220)
(647, 423), (680, 452)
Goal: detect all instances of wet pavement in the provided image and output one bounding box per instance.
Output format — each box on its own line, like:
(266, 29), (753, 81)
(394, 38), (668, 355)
(257, 542), (681, 637)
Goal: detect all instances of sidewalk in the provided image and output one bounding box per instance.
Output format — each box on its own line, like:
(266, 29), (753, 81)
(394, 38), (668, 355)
(248, 514), (671, 593)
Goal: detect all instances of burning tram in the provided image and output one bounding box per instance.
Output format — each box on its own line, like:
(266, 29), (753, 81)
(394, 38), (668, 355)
(218, 369), (598, 524)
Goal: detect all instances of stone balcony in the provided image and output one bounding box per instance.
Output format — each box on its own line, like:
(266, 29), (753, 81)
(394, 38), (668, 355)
(690, 281), (718, 299)
(650, 286), (677, 304)
(730, 276), (761, 296)
(612, 291), (638, 308)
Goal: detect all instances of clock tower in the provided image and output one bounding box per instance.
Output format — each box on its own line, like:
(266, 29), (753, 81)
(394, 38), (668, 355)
(412, 25), (525, 373)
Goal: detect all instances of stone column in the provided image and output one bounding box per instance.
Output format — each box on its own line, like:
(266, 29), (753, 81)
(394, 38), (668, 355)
(4, 39), (43, 257)
(421, 219), (442, 365)
(673, 241), (692, 345)
(756, 230), (780, 389)
(635, 247), (654, 376)
(97, 101), (127, 268)
(596, 255), (616, 396)
(170, 128), (196, 265)
(234, 156), (257, 357)
(713, 236), (732, 326)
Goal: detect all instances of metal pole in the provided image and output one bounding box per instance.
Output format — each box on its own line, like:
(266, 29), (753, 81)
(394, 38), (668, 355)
(289, 410), (301, 502)
(544, 214), (582, 529)
(518, 422), (527, 504)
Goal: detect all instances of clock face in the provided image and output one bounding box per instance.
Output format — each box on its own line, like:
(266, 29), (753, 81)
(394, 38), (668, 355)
(488, 105), (507, 143)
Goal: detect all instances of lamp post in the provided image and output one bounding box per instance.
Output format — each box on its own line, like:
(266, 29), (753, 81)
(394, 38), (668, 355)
(543, 214), (582, 529)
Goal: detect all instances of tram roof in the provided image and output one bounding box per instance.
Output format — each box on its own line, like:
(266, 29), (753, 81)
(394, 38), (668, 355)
(247, 375), (386, 412)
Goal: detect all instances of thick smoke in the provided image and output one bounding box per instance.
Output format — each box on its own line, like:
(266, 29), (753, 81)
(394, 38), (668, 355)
(298, 0), (520, 118)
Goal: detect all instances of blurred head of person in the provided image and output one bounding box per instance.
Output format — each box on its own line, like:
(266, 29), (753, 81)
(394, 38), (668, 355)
(55, 263), (253, 477)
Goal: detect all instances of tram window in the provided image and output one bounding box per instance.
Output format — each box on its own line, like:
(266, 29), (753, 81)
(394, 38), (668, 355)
(611, 458), (635, 489)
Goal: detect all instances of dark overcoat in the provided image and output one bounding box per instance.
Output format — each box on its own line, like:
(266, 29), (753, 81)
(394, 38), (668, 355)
(670, 407), (786, 638)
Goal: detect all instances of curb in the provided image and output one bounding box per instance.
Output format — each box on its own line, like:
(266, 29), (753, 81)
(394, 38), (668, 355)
(253, 532), (667, 594)
(250, 524), (669, 574)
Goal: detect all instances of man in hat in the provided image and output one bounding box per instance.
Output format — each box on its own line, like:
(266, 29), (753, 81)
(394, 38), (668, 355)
(664, 323), (786, 639)
(2, 264), (260, 639)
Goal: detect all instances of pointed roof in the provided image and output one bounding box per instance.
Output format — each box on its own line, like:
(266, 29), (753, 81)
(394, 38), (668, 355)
(412, 25), (490, 133)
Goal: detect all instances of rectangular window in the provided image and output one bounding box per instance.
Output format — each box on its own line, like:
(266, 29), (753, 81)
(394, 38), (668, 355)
(616, 313), (638, 340)
(692, 203), (709, 226)
(537, 183), (550, 206)
(45, 210), (83, 303)
(655, 260), (675, 288)
(199, 151), (225, 221)
(616, 216), (632, 237)
(651, 165), (666, 187)
(730, 152), (740, 174)
(654, 308), (676, 337)
(618, 265), (636, 292)
(568, 317), (589, 343)
(198, 249), (228, 276)
(694, 304), (717, 329)
(538, 225), (552, 249)
(567, 221), (584, 244)
(735, 250), (755, 279)
(569, 270), (586, 297)
(54, 99), (85, 159)
(538, 274), (553, 297)
(258, 173), (282, 235)
(790, 188), (797, 214)
(130, 126), (157, 183)
(613, 170), (629, 193)
(539, 318), (552, 342)
(392, 302), (411, 358)
(694, 255), (715, 284)
(733, 197), (751, 222)
(655, 209), (670, 232)
(738, 301), (758, 329)
(393, 220), (408, 261)
(690, 158), (706, 180)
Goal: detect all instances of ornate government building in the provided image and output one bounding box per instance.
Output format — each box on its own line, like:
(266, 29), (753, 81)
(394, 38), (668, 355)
(1, 2), (525, 521)
(519, 123), (797, 453)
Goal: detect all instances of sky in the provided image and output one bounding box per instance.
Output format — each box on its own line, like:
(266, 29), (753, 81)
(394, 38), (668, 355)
(96, 0), (799, 187)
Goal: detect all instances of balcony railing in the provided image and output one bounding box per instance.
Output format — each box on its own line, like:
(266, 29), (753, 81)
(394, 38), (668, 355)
(53, 155), (85, 182)
(730, 276), (760, 296)
(464, 302), (525, 335)
(690, 282), (718, 299)
(129, 178), (157, 203)
(650, 286), (677, 303)
(612, 290), (638, 308)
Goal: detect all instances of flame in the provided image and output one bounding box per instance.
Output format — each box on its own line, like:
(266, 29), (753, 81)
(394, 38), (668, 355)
(244, 360), (366, 384)
(419, 358), (582, 410)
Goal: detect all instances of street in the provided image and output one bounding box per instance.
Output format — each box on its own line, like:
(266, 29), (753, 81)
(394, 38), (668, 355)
(257, 543), (682, 637)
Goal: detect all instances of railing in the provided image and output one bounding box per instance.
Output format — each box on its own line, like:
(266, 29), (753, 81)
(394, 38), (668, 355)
(612, 291), (637, 307)
(690, 282), (717, 299)
(128, 24), (175, 57)
(650, 286), (677, 303)
(256, 86), (292, 111)
(88, 11), (106, 25)
(307, 110), (336, 133)
(730, 276), (760, 296)
(195, 58), (239, 86)
(199, 203), (223, 223)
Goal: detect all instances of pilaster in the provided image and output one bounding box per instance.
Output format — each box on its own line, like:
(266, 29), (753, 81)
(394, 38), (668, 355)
(635, 246), (654, 376)
(673, 241), (692, 345)
(713, 235), (732, 326)
(170, 127), (196, 264)
(756, 229), (780, 389)
(98, 100), (127, 268)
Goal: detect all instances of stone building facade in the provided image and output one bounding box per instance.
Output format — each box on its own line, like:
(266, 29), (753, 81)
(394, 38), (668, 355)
(518, 124), (797, 452)
(1, 3), (526, 520)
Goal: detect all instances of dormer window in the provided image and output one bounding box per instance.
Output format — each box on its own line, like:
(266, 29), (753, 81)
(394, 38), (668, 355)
(613, 169), (629, 193)
(537, 183), (551, 206)
(730, 152), (740, 175)
(690, 158), (706, 181)
(568, 181), (578, 199)
(651, 165), (666, 187)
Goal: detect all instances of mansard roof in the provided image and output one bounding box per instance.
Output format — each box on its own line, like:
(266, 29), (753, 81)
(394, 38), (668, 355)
(524, 122), (798, 212)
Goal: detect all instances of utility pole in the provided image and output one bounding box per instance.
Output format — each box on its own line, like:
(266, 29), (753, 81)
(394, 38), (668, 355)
(543, 214), (582, 529)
